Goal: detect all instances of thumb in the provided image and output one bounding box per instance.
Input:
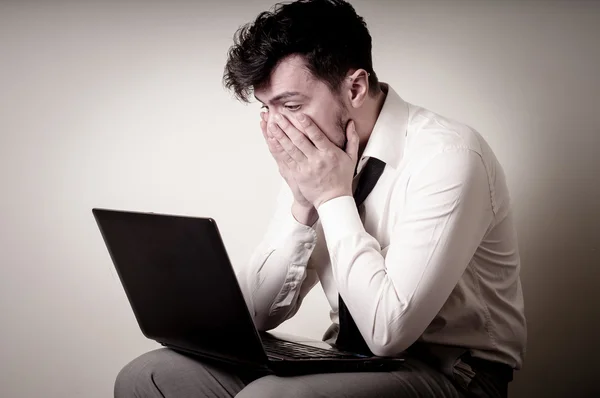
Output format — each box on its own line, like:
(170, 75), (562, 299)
(345, 120), (359, 162)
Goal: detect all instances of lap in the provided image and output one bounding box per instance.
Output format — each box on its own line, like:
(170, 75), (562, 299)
(237, 357), (465, 398)
(115, 349), (464, 398)
(114, 348), (251, 398)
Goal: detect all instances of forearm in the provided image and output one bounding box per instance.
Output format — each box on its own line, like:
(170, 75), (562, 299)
(317, 197), (408, 355)
(239, 240), (315, 330)
(238, 200), (318, 331)
(317, 150), (493, 356)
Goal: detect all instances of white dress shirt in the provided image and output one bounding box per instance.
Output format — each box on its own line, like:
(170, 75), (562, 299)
(238, 84), (527, 369)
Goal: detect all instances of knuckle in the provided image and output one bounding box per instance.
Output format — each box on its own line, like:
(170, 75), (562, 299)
(311, 130), (322, 140)
(308, 128), (322, 139)
(314, 159), (326, 170)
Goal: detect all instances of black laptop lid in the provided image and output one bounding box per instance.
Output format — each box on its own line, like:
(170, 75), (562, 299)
(93, 208), (268, 367)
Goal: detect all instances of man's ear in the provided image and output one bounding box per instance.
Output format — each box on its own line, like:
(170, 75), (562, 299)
(345, 69), (370, 109)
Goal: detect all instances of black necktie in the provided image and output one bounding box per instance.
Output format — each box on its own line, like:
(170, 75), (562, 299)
(336, 157), (386, 356)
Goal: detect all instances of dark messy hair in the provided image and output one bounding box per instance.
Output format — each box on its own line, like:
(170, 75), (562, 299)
(223, 0), (380, 103)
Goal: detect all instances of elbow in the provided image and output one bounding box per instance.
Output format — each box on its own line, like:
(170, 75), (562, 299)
(237, 271), (281, 332)
(368, 335), (414, 358)
(254, 302), (298, 332)
(238, 288), (279, 332)
(365, 314), (421, 357)
(254, 321), (276, 333)
(253, 312), (280, 332)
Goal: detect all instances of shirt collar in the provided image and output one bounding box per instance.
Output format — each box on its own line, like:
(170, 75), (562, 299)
(356, 83), (409, 173)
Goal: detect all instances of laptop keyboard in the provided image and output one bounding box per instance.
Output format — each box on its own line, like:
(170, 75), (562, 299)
(262, 338), (366, 359)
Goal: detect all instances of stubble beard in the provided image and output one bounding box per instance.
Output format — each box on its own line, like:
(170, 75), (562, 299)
(335, 104), (350, 151)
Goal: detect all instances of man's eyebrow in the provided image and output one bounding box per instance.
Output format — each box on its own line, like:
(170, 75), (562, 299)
(254, 91), (306, 105)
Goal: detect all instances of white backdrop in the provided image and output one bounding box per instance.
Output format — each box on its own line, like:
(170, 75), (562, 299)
(1, 1), (598, 397)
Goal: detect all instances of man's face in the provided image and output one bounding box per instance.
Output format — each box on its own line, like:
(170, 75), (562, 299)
(254, 55), (348, 149)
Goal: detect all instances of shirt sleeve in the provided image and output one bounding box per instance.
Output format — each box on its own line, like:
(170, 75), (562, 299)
(237, 181), (320, 331)
(317, 149), (494, 356)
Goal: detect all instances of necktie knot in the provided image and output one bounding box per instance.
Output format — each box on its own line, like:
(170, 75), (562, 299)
(353, 157), (386, 206)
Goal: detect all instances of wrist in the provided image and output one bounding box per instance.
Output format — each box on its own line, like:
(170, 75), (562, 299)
(291, 201), (318, 226)
(314, 189), (352, 210)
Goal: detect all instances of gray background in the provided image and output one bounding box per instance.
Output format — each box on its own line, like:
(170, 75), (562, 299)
(1, 1), (598, 397)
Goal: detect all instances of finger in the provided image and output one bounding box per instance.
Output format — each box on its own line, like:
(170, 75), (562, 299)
(261, 114), (285, 157)
(263, 124), (285, 158)
(259, 112), (296, 171)
(263, 121), (296, 167)
(261, 111), (271, 134)
(271, 137), (296, 169)
(264, 133), (296, 175)
(261, 110), (269, 123)
(269, 121), (307, 163)
(259, 111), (297, 169)
(275, 114), (317, 157)
(260, 118), (269, 140)
(345, 120), (360, 162)
(296, 113), (335, 151)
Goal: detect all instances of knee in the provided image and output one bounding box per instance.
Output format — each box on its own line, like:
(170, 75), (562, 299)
(114, 348), (173, 398)
(237, 376), (313, 398)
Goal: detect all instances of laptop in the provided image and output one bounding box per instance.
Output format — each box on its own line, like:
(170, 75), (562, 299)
(92, 208), (404, 375)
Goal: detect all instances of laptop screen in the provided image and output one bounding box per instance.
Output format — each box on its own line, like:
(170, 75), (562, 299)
(93, 209), (267, 366)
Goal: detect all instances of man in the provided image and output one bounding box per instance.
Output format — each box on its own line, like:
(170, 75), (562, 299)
(114, 0), (526, 397)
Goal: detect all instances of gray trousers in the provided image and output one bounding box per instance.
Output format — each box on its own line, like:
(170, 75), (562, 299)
(113, 348), (484, 398)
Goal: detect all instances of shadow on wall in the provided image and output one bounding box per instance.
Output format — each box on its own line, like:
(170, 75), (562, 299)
(509, 119), (599, 398)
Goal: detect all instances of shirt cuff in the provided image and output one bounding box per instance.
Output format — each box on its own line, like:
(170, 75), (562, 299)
(317, 196), (364, 247)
